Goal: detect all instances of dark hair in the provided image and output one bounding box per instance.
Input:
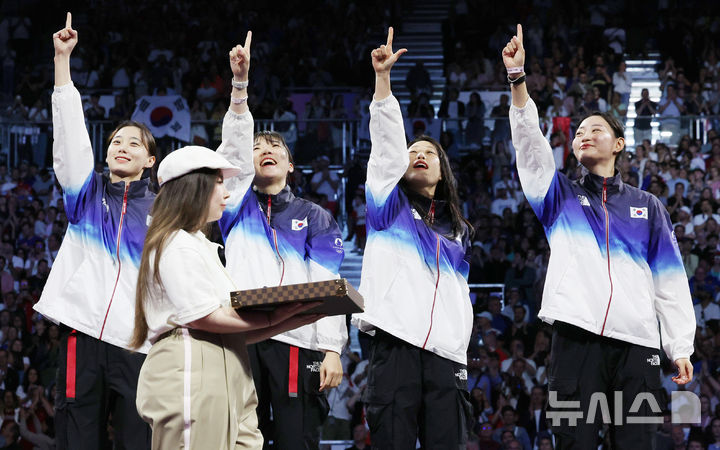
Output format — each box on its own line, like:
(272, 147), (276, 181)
(130, 168), (220, 349)
(254, 131), (294, 165)
(21, 366), (39, 392)
(400, 135), (473, 240)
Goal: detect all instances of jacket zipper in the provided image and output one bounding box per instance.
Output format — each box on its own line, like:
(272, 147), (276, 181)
(99, 183), (129, 339)
(422, 232), (441, 349)
(600, 179), (614, 335)
(267, 196), (285, 286)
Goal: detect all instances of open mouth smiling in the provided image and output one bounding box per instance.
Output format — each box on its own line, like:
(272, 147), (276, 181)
(413, 160), (428, 169)
(260, 157), (277, 167)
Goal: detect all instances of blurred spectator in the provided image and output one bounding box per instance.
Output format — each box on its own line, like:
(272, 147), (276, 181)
(447, 62), (467, 88)
(659, 84), (686, 145)
(108, 95), (131, 122)
(330, 95), (348, 153)
(490, 95), (510, 145)
(26, 99), (48, 122)
(405, 61), (433, 97)
(476, 421), (501, 449)
(612, 61), (632, 105)
(273, 100), (298, 152)
(407, 93), (434, 119)
(310, 156), (339, 217)
(438, 87), (465, 137)
(518, 386), (548, 445)
(345, 424), (368, 450)
(189, 99), (210, 146)
(465, 92), (486, 147)
(5, 95), (28, 121)
(504, 254), (535, 304)
(608, 91), (627, 118)
(83, 93), (105, 120)
(491, 406), (531, 450)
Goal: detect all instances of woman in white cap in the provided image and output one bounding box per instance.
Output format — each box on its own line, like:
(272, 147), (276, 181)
(129, 147), (322, 448)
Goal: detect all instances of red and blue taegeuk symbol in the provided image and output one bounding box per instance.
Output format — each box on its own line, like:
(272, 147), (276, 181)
(150, 106), (173, 127)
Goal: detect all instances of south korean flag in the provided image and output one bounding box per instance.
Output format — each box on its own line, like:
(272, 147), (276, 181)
(630, 206), (648, 220)
(292, 217), (309, 231)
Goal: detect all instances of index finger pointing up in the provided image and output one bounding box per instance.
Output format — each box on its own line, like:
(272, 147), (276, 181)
(65, 12), (72, 29)
(517, 24), (523, 44)
(387, 26), (394, 47)
(244, 30), (252, 50)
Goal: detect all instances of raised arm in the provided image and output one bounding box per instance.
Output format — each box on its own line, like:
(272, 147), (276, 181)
(51, 12), (94, 201)
(53, 12), (76, 87)
(502, 24), (528, 108)
(228, 31), (250, 116)
(372, 27), (407, 101)
(503, 24), (558, 224)
(366, 28), (410, 212)
(217, 32), (255, 216)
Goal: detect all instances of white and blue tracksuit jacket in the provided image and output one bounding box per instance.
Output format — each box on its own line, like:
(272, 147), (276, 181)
(33, 83), (154, 353)
(217, 111), (347, 354)
(351, 95), (473, 365)
(511, 98), (695, 361)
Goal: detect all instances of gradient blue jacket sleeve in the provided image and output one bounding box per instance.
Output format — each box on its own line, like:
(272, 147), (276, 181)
(52, 83), (97, 224)
(366, 95), (409, 231)
(510, 98), (564, 227)
(647, 196), (695, 361)
(217, 109), (256, 237)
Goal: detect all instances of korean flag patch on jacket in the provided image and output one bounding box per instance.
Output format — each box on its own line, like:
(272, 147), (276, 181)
(292, 217), (309, 230)
(630, 207), (648, 219)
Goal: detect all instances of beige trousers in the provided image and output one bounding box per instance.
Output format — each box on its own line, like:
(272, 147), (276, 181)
(136, 329), (263, 449)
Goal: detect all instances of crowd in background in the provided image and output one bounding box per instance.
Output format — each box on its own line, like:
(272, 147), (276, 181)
(1, 0), (720, 449)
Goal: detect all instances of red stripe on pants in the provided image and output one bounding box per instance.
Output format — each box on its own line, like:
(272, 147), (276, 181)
(288, 346), (299, 398)
(66, 330), (77, 400)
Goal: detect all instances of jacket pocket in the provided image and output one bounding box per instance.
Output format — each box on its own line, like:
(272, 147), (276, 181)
(362, 339), (395, 406)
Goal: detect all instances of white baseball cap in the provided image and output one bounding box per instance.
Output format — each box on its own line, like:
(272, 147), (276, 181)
(157, 146), (242, 186)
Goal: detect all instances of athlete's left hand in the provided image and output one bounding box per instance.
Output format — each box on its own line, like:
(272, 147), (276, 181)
(319, 351), (343, 391)
(672, 358), (693, 385)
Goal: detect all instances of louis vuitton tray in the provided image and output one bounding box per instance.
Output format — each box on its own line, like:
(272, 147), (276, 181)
(230, 279), (364, 316)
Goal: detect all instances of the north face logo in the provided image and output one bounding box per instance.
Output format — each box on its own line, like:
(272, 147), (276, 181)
(306, 361), (322, 373)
